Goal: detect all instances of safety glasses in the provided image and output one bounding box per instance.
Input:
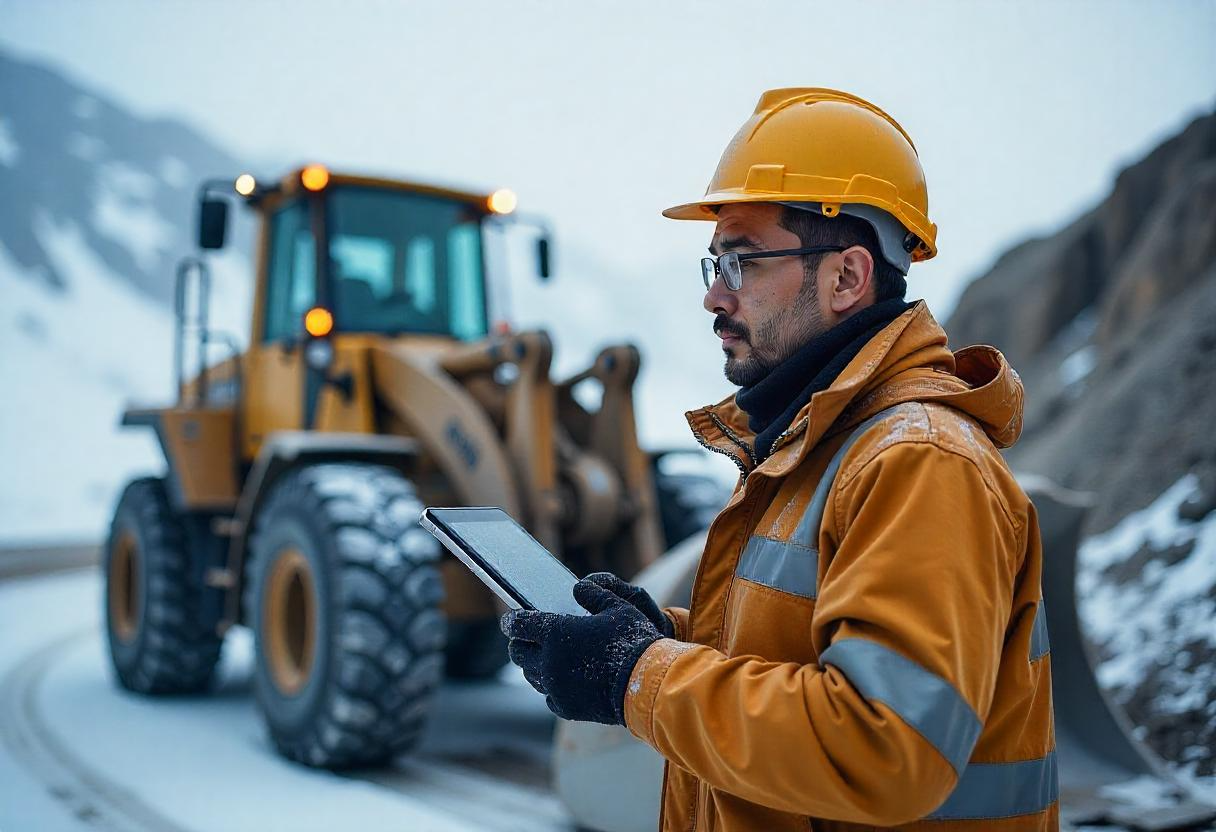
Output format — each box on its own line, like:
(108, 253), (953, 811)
(701, 246), (845, 291)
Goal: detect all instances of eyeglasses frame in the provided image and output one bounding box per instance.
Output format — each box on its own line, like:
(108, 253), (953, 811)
(701, 245), (846, 291)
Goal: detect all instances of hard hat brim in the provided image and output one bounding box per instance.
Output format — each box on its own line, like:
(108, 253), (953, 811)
(662, 192), (768, 221)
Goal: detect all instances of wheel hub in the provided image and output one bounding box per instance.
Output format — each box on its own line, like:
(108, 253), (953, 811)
(108, 530), (141, 643)
(263, 548), (317, 697)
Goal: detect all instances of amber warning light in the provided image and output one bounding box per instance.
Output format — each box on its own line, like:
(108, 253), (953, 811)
(301, 165), (330, 192)
(304, 307), (334, 338)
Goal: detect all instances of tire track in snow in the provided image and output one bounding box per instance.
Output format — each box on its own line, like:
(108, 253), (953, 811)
(0, 628), (200, 832)
(0, 550), (576, 831)
(355, 758), (572, 831)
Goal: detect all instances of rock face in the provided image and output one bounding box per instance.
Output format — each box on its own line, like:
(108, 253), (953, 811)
(946, 110), (1216, 783)
(947, 110), (1216, 533)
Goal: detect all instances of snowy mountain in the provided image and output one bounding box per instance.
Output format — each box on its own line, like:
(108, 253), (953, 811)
(0, 51), (253, 542)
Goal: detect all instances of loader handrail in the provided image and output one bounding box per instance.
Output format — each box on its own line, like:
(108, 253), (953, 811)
(173, 255), (211, 406)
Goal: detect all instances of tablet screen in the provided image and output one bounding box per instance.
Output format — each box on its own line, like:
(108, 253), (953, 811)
(426, 508), (587, 617)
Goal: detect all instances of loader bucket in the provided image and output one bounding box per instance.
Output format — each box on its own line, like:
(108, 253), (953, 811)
(1024, 478), (1216, 830)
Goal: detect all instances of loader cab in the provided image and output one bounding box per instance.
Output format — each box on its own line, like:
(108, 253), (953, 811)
(194, 167), (550, 458)
(257, 172), (501, 345)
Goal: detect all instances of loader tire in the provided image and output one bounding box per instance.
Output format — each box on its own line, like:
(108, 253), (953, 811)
(654, 470), (730, 550)
(104, 477), (224, 694)
(246, 463), (446, 769)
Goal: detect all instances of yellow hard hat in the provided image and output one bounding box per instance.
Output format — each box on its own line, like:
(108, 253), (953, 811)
(664, 88), (937, 273)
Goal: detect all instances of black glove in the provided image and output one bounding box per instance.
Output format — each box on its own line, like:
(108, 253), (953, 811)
(584, 572), (675, 638)
(500, 578), (663, 725)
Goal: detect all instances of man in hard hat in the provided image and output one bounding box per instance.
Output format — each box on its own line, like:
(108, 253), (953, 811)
(503, 89), (1057, 830)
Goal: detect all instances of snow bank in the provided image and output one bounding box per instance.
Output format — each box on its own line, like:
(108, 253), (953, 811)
(0, 221), (171, 544)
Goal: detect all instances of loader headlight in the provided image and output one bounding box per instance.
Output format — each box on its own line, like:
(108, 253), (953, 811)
(305, 338), (334, 371)
(234, 173), (257, 196)
(487, 188), (517, 215)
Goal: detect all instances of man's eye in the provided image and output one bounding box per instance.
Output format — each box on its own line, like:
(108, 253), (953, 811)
(740, 260), (758, 271)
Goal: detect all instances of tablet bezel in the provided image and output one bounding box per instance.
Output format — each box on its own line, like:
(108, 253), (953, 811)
(419, 506), (580, 613)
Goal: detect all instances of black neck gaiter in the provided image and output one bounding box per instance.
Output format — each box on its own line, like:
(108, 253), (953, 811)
(736, 298), (913, 461)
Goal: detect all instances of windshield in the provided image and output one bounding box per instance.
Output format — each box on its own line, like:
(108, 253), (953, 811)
(326, 186), (489, 340)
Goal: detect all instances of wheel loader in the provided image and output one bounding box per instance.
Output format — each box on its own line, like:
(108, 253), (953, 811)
(104, 165), (724, 769)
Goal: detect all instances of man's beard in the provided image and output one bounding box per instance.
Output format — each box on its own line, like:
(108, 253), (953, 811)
(717, 282), (826, 387)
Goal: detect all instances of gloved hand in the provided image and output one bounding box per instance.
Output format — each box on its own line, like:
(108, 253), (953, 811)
(584, 571), (675, 638)
(500, 578), (664, 725)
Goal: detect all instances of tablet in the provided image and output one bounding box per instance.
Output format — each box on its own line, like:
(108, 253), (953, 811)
(418, 507), (589, 617)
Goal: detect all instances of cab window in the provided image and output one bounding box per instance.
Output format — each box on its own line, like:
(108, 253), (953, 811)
(263, 200), (315, 342)
(326, 187), (488, 340)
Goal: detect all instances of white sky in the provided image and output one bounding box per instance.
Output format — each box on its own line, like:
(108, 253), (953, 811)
(2, 0), (1215, 447)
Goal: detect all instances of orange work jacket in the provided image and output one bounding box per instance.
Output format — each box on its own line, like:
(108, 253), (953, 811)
(625, 301), (1057, 831)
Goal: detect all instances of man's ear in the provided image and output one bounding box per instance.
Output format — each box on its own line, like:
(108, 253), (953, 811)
(829, 245), (875, 314)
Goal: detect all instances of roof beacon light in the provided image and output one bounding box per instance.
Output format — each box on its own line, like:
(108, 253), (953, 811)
(304, 306), (334, 338)
(301, 164), (330, 192)
(234, 173), (257, 196)
(488, 188), (517, 215)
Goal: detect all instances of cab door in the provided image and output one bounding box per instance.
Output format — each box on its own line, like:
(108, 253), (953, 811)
(241, 199), (314, 459)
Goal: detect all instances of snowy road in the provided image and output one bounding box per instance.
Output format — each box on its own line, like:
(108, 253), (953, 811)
(0, 553), (578, 832)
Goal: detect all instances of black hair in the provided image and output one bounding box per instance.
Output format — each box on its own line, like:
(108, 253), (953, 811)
(778, 206), (907, 302)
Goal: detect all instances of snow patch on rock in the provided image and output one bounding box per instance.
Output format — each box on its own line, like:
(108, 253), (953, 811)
(1078, 474), (1216, 791)
(159, 155), (189, 188)
(1060, 344), (1097, 387)
(72, 95), (100, 119)
(0, 117), (18, 167)
(92, 162), (174, 271)
(65, 132), (106, 161)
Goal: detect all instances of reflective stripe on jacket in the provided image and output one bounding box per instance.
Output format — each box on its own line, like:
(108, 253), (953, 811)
(624, 301), (1057, 831)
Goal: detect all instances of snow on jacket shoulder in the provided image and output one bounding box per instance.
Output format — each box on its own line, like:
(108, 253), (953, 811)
(624, 301), (1058, 832)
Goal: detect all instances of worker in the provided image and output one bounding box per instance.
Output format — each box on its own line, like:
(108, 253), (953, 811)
(502, 88), (1057, 831)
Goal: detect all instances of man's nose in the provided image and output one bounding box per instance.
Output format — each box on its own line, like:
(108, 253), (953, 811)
(703, 274), (738, 316)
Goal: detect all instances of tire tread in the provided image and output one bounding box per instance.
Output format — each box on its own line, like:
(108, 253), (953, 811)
(246, 463), (444, 769)
(105, 477), (223, 694)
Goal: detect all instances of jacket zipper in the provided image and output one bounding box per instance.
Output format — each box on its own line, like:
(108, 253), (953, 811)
(691, 429), (749, 481)
(707, 411), (757, 470)
(769, 416), (809, 456)
(683, 412), (765, 832)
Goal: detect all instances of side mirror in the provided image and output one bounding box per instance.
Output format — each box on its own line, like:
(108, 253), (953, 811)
(537, 236), (552, 281)
(198, 199), (228, 250)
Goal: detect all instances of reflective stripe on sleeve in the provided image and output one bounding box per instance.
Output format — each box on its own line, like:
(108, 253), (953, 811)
(928, 751), (1059, 820)
(736, 536), (818, 598)
(1029, 601), (1050, 662)
(819, 638), (982, 774)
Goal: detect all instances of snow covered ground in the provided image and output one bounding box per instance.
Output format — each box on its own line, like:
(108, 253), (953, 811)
(0, 568), (576, 832)
(1077, 474), (1216, 794)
